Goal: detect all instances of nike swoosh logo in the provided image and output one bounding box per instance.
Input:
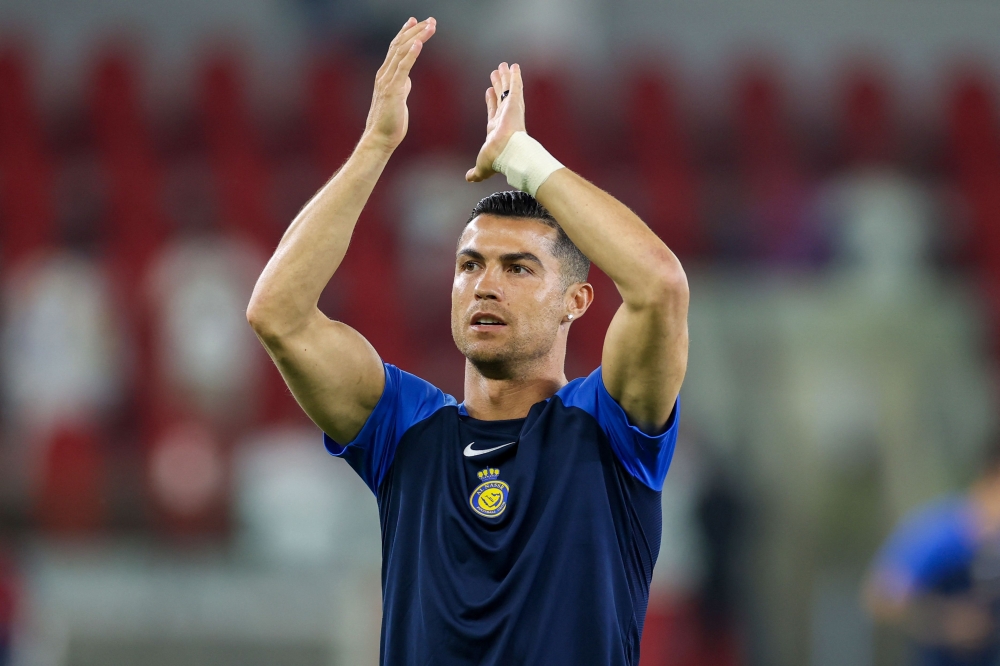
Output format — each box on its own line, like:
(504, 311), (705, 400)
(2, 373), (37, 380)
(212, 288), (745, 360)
(463, 441), (517, 457)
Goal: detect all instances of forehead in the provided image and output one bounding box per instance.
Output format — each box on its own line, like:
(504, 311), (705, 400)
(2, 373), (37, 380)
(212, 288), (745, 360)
(457, 215), (559, 257)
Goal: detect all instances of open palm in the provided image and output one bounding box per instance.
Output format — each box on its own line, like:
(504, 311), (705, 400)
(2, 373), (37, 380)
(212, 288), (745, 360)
(466, 62), (527, 182)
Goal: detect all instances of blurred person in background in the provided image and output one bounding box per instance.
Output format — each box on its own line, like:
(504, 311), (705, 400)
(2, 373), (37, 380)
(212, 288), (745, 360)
(247, 15), (688, 666)
(864, 437), (1000, 666)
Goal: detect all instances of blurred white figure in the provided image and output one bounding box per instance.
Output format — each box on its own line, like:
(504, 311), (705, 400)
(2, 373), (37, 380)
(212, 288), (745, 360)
(234, 426), (380, 567)
(827, 168), (935, 299)
(1, 252), (123, 432)
(146, 236), (264, 422)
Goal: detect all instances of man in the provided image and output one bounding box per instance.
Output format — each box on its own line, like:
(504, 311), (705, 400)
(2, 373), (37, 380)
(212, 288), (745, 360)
(247, 16), (689, 666)
(864, 441), (1000, 666)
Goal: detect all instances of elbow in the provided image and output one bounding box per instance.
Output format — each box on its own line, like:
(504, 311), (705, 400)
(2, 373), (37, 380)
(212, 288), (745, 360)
(246, 296), (273, 339)
(246, 289), (314, 345)
(633, 255), (688, 310)
(658, 264), (689, 301)
(246, 290), (286, 343)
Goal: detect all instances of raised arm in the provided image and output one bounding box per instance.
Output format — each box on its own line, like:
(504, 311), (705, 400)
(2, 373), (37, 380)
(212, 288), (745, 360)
(466, 63), (687, 433)
(247, 16), (436, 442)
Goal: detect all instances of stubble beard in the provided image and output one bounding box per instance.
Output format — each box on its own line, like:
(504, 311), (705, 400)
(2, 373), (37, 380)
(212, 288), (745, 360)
(452, 317), (560, 381)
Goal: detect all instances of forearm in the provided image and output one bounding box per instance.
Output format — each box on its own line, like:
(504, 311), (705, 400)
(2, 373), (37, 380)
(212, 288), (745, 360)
(248, 135), (393, 338)
(534, 169), (686, 305)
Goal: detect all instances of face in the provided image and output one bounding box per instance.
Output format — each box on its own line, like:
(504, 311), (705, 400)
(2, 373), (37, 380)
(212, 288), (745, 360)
(451, 215), (573, 375)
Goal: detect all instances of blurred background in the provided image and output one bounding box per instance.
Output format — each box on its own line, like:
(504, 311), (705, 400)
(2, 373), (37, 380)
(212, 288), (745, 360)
(1, 0), (1000, 664)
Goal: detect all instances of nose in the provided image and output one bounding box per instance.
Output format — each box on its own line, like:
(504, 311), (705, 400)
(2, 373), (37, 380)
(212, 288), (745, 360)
(474, 265), (503, 301)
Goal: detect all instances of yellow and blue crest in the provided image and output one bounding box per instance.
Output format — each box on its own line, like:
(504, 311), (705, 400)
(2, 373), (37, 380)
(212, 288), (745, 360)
(469, 468), (509, 518)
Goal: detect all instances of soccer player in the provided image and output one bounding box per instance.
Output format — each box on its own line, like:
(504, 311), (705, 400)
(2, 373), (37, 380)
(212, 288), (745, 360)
(247, 16), (689, 666)
(864, 440), (1000, 666)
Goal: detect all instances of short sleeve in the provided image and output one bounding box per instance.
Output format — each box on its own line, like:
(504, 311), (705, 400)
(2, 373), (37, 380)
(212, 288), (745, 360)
(323, 363), (455, 493)
(868, 497), (977, 601)
(557, 366), (679, 491)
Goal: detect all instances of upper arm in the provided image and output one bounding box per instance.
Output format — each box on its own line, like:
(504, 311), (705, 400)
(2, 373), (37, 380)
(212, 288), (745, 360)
(601, 274), (689, 434)
(252, 308), (385, 443)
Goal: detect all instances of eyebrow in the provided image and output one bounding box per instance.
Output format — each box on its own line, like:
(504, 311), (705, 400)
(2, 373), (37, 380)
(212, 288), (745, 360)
(456, 248), (544, 267)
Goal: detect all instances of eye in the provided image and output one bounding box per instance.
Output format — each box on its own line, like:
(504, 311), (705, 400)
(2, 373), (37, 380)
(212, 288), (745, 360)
(509, 264), (528, 275)
(461, 261), (479, 272)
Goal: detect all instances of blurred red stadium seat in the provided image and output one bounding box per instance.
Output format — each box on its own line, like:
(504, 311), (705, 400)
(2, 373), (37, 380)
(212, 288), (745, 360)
(625, 67), (702, 259)
(406, 54), (465, 156)
(733, 65), (814, 264)
(949, 73), (1000, 178)
(199, 53), (274, 249)
(0, 48), (55, 268)
(90, 48), (167, 281)
(308, 51), (365, 174)
(36, 422), (107, 534)
(841, 66), (895, 167)
(947, 72), (1000, 343)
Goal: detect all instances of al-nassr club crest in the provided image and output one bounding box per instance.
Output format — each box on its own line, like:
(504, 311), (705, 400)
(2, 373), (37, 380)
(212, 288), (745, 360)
(470, 468), (509, 518)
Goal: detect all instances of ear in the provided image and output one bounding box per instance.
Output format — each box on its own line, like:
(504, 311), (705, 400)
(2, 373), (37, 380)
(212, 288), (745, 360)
(563, 282), (594, 323)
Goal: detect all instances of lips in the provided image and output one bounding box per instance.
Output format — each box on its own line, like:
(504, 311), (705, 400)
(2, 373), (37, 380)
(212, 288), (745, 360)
(470, 311), (507, 328)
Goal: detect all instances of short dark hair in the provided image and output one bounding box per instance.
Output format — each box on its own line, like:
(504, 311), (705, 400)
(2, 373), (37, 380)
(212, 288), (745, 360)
(464, 191), (590, 286)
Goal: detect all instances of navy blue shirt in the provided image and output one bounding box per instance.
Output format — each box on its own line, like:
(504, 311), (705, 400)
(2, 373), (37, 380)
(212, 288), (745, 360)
(325, 363), (680, 666)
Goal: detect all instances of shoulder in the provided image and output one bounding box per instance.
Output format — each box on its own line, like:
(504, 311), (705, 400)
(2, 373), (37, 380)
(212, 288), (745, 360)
(555, 366), (679, 434)
(875, 495), (977, 581)
(892, 496), (973, 543)
(369, 363), (458, 436)
(324, 363), (455, 453)
(551, 366), (680, 491)
(383, 363), (456, 413)
(324, 363), (456, 493)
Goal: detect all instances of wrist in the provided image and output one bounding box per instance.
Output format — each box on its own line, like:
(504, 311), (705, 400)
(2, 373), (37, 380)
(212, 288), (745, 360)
(357, 132), (398, 160)
(492, 131), (564, 197)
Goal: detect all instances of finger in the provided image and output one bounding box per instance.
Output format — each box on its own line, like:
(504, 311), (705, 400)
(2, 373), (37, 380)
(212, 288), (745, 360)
(385, 18), (435, 77)
(490, 69), (504, 105)
(498, 62), (511, 100)
(377, 17), (418, 77)
(381, 18), (435, 79)
(510, 63), (524, 107)
(390, 24), (435, 84)
(485, 87), (498, 120)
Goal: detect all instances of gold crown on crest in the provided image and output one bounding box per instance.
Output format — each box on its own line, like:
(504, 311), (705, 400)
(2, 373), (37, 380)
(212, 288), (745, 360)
(477, 468), (500, 481)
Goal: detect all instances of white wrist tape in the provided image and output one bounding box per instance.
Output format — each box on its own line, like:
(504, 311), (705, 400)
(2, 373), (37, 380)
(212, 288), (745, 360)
(492, 131), (564, 197)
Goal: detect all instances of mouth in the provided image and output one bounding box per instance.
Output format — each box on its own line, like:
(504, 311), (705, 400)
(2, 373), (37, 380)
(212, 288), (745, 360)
(469, 312), (508, 331)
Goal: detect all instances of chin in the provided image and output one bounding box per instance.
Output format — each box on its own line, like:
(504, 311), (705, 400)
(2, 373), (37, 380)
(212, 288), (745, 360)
(458, 340), (514, 366)
(455, 334), (554, 378)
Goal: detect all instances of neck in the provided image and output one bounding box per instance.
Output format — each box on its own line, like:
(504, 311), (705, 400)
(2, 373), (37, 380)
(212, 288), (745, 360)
(462, 351), (567, 421)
